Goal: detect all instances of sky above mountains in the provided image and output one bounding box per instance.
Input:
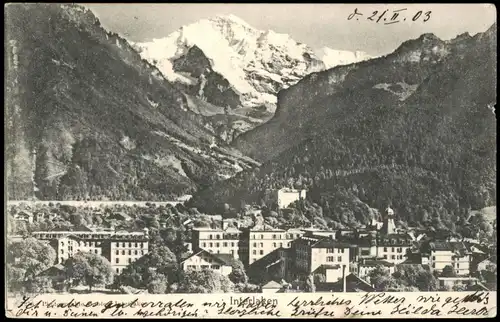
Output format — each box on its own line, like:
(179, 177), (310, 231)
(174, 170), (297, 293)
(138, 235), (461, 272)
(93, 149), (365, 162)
(83, 3), (496, 56)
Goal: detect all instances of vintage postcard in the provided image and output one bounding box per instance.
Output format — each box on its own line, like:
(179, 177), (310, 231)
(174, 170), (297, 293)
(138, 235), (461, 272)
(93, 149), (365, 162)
(4, 3), (497, 318)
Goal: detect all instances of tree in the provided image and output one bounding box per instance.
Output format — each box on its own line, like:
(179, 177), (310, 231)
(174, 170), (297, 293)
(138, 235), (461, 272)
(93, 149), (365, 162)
(368, 265), (400, 291)
(6, 237), (57, 292)
(65, 251), (114, 292)
(174, 269), (234, 293)
(25, 276), (55, 294)
(228, 259), (248, 284)
(146, 273), (169, 294)
(119, 246), (178, 289)
(441, 265), (457, 278)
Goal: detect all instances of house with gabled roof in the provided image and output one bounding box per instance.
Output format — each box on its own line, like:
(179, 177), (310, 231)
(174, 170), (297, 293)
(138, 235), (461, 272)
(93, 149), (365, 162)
(261, 280), (283, 293)
(180, 249), (236, 276)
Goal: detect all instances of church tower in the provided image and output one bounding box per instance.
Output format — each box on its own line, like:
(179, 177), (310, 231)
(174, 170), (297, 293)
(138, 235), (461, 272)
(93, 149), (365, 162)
(381, 206), (396, 235)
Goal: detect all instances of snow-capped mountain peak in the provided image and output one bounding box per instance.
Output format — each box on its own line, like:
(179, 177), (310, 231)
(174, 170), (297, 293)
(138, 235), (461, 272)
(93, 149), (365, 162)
(316, 47), (373, 69)
(134, 15), (374, 116)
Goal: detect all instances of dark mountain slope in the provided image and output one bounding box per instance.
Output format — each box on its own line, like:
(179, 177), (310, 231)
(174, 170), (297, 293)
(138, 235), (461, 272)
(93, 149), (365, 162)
(5, 3), (258, 201)
(191, 24), (496, 230)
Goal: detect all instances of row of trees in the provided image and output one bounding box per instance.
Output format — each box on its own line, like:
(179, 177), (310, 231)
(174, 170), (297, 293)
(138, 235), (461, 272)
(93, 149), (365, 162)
(6, 238), (114, 293)
(6, 236), (258, 294)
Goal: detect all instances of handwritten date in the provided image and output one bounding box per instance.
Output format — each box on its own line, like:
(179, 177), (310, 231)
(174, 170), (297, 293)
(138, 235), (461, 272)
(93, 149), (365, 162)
(348, 8), (432, 25)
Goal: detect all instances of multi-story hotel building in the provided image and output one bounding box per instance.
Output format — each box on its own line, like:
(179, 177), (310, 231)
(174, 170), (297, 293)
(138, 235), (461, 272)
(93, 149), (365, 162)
(292, 235), (351, 282)
(191, 223), (241, 259)
(244, 226), (304, 266)
(422, 241), (472, 276)
(32, 229), (149, 274)
(375, 233), (413, 264)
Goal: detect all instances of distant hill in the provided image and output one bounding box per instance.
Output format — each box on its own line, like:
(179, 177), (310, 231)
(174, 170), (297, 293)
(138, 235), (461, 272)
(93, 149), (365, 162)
(5, 3), (259, 201)
(192, 24), (497, 230)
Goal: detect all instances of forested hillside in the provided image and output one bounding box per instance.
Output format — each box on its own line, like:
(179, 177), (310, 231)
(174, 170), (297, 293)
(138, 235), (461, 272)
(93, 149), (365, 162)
(191, 24), (497, 231)
(5, 3), (258, 201)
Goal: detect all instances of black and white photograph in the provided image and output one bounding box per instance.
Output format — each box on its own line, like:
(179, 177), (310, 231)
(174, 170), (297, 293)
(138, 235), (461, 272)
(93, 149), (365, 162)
(5, 2), (497, 307)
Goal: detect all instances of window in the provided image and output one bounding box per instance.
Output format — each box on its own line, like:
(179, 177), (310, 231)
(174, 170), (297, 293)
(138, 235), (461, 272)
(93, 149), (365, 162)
(327, 256), (334, 262)
(223, 242), (228, 247)
(216, 234), (220, 240)
(231, 242), (235, 247)
(260, 243), (263, 247)
(273, 243), (277, 247)
(116, 250), (119, 255)
(209, 234), (213, 240)
(140, 243), (143, 248)
(129, 242), (132, 247)
(253, 250), (256, 255)
(280, 243), (283, 247)
(141, 250), (145, 255)
(216, 243), (220, 247)
(116, 268), (120, 274)
(341, 249), (345, 254)
(61, 242), (64, 246)
(134, 250), (138, 255)
(211, 265), (220, 270)
(135, 243), (138, 247)
(128, 258), (132, 264)
(202, 242), (206, 247)
(391, 255), (396, 260)
(231, 250), (235, 256)
(383, 255), (387, 259)
(259, 250), (264, 255)
(253, 243), (257, 247)
(95, 249), (98, 254)
(457, 263), (460, 268)
(122, 250), (125, 255)
(288, 242), (291, 247)
(392, 247), (395, 252)
(397, 248), (402, 253)
(272, 234), (276, 239)
(61, 249), (64, 254)
(260, 234), (264, 239)
(116, 258), (119, 264)
(209, 243), (213, 247)
(384, 247), (388, 252)
(338, 256), (342, 262)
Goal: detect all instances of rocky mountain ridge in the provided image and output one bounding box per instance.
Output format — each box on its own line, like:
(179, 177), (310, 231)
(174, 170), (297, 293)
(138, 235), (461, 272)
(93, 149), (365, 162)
(5, 3), (259, 201)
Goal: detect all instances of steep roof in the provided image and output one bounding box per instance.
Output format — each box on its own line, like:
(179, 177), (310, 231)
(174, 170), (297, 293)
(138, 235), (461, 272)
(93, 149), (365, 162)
(262, 280), (282, 289)
(311, 239), (352, 249)
(180, 249), (235, 266)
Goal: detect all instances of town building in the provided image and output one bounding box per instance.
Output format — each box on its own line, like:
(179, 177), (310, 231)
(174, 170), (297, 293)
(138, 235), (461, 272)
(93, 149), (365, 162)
(351, 258), (396, 282)
(421, 241), (472, 276)
(375, 233), (413, 264)
(32, 228), (149, 274)
(261, 280), (283, 293)
(191, 222), (241, 259)
(292, 235), (351, 281)
(180, 249), (235, 276)
(266, 188), (307, 209)
(244, 226), (304, 266)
